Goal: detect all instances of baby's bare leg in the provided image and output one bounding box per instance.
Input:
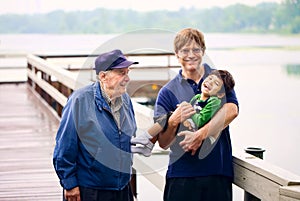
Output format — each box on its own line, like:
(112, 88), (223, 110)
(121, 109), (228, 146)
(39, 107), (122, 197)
(147, 122), (163, 137)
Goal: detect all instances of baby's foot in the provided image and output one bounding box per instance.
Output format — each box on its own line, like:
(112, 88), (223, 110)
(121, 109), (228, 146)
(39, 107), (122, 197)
(131, 142), (154, 157)
(131, 131), (152, 145)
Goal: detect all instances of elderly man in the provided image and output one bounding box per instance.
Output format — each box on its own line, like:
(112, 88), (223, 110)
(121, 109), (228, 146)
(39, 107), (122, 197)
(53, 49), (138, 201)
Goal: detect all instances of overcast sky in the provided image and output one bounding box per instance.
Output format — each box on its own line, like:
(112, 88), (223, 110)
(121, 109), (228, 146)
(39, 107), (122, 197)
(0, 0), (283, 14)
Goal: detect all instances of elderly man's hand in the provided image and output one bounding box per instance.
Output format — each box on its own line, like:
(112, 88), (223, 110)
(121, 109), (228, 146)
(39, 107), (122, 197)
(64, 187), (81, 201)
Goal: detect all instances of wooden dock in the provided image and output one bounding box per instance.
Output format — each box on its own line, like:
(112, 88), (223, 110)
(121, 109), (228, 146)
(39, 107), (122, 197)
(0, 84), (62, 200)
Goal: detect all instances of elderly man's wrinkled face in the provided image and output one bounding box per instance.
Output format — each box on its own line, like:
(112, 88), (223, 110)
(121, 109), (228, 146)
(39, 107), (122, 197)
(99, 68), (130, 99)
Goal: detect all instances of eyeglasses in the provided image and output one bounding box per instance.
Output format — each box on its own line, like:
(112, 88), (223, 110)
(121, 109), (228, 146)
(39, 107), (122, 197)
(179, 48), (203, 56)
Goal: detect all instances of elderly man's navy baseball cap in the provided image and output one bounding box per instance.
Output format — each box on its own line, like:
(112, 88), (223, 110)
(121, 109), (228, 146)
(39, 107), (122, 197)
(94, 49), (138, 74)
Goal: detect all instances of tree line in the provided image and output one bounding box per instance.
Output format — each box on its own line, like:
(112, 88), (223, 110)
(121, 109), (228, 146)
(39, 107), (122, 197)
(0, 0), (299, 34)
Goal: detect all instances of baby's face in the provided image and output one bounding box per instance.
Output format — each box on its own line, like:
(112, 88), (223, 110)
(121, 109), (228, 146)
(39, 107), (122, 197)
(201, 74), (223, 97)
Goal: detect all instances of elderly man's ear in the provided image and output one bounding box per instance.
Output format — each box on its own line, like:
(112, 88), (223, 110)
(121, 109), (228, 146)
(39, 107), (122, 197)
(98, 71), (107, 81)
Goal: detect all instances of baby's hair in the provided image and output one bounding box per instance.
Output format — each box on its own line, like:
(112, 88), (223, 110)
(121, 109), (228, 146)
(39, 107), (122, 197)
(209, 70), (235, 93)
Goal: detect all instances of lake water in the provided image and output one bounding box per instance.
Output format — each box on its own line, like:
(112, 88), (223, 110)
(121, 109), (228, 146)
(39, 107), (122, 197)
(1, 33), (300, 200)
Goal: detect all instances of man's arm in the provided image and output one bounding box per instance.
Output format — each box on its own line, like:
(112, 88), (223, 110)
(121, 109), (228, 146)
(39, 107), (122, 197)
(53, 99), (79, 190)
(179, 102), (238, 155)
(157, 102), (195, 149)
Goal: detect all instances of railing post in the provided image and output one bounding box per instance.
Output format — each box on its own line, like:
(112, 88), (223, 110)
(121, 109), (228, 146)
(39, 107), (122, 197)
(244, 147), (265, 201)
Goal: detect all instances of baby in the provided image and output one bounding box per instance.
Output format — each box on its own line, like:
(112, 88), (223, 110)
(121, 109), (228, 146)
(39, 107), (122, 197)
(131, 69), (235, 156)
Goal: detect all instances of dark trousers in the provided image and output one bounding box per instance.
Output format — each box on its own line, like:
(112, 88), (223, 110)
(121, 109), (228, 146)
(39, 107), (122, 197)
(163, 175), (232, 201)
(63, 183), (134, 201)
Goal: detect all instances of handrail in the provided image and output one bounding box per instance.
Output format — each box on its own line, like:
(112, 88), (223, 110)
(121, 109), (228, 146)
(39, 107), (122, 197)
(233, 150), (300, 200)
(27, 54), (91, 90)
(0, 52), (27, 83)
(27, 53), (300, 201)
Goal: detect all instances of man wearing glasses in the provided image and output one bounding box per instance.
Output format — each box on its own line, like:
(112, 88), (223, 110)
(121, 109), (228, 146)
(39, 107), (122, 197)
(154, 28), (239, 201)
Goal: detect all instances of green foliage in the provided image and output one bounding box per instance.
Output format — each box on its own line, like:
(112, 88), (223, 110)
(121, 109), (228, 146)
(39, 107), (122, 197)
(274, 0), (300, 33)
(0, 1), (299, 34)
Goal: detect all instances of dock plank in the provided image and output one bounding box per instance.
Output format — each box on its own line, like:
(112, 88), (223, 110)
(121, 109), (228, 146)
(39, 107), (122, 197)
(0, 84), (62, 200)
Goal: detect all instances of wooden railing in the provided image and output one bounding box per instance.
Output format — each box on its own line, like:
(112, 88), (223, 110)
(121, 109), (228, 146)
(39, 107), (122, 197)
(27, 54), (90, 116)
(27, 53), (300, 201)
(0, 52), (27, 83)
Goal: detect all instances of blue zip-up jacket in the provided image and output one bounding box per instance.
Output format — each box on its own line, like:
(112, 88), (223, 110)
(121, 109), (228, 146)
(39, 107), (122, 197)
(53, 81), (137, 190)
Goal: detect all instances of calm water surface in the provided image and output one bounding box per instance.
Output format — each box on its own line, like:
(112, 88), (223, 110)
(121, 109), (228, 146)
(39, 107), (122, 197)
(209, 49), (300, 176)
